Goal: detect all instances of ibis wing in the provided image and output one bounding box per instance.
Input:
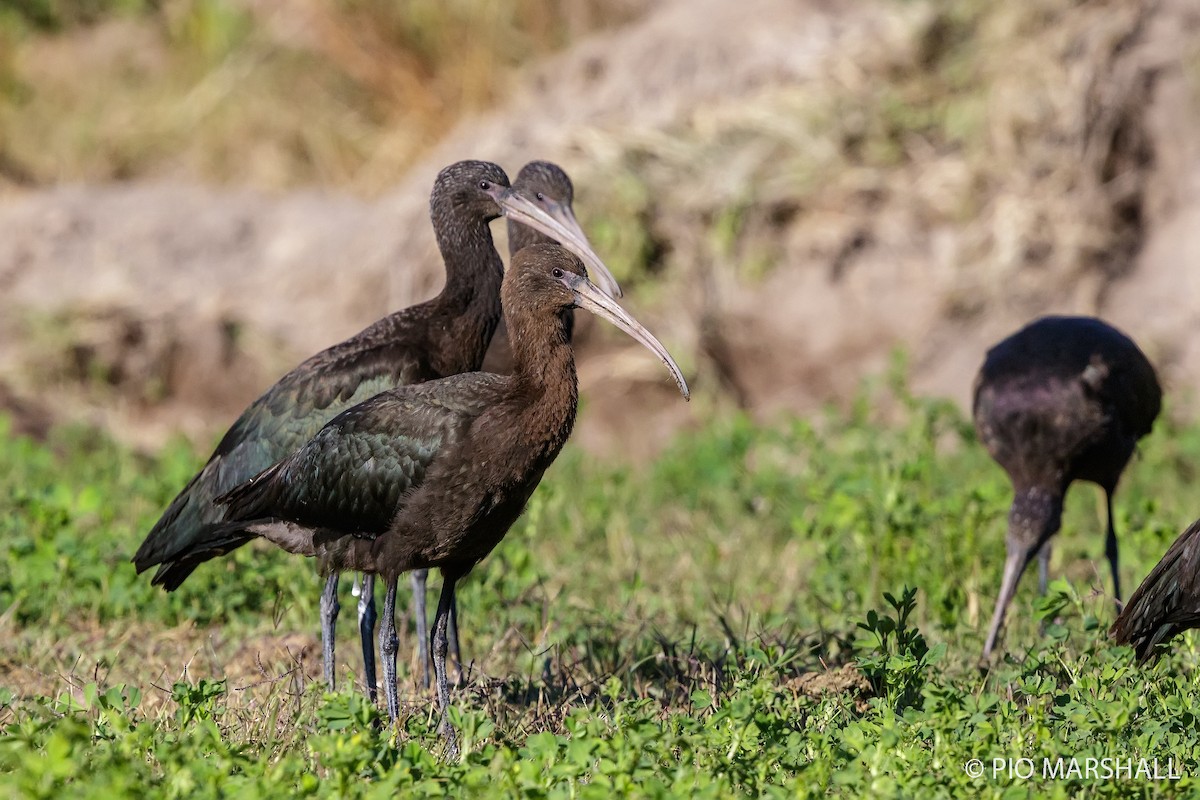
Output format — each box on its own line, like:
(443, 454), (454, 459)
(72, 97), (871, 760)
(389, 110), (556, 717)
(1095, 351), (1162, 441)
(133, 314), (435, 572)
(217, 374), (506, 537)
(1112, 517), (1200, 661)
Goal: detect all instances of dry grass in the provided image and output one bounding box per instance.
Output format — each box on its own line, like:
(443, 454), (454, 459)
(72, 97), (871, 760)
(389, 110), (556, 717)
(0, 0), (646, 193)
(0, 603), (864, 745)
(0, 612), (314, 715)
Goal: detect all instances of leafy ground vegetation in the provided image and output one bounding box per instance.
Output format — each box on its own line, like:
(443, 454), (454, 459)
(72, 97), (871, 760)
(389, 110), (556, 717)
(2, 374), (1200, 797)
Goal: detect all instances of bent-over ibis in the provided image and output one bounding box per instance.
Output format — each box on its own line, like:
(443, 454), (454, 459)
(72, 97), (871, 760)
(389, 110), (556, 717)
(974, 315), (1160, 660)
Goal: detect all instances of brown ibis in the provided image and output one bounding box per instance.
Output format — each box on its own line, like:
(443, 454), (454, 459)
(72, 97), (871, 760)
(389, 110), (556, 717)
(1111, 517), (1200, 662)
(132, 161), (621, 702)
(390, 160), (594, 690)
(181, 243), (689, 753)
(974, 315), (1161, 660)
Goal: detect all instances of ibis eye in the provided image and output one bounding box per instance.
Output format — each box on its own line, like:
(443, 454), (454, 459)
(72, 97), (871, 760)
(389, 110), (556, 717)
(552, 268), (564, 278)
(536, 192), (545, 201)
(479, 180), (491, 190)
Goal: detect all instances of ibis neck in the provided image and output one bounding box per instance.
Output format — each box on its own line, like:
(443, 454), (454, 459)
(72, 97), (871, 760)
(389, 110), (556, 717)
(507, 220), (552, 258)
(1007, 485), (1064, 550)
(507, 308), (578, 446)
(427, 212), (504, 373)
(434, 214), (504, 313)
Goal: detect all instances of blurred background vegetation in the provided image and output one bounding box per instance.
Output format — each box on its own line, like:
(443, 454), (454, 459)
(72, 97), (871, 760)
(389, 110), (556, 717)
(1, 0), (1195, 454)
(0, 0), (640, 191)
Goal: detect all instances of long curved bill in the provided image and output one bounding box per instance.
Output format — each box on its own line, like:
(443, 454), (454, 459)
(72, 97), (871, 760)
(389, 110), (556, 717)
(569, 273), (689, 400)
(497, 189), (624, 299)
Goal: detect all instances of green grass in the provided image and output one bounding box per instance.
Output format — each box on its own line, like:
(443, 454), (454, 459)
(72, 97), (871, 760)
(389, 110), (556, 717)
(2, 378), (1200, 797)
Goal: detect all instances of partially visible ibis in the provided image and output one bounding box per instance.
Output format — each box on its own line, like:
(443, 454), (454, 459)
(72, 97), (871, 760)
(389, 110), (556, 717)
(180, 244), (687, 753)
(973, 315), (1161, 660)
(1111, 517), (1200, 662)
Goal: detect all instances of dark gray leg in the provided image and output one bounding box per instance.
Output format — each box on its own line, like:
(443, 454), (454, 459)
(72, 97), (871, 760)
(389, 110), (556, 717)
(447, 589), (462, 684)
(357, 573), (377, 704)
(320, 572), (340, 690)
(411, 569), (430, 689)
(1037, 541), (1052, 596)
(379, 580), (399, 721)
(432, 573), (460, 758)
(1035, 541), (1055, 635)
(1105, 491), (1122, 610)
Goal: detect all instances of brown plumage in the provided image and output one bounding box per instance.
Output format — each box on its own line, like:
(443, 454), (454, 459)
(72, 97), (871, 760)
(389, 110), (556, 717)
(1111, 518), (1200, 663)
(406, 161), (594, 689)
(132, 160), (621, 705)
(483, 161), (592, 374)
(180, 244), (688, 752)
(974, 315), (1161, 660)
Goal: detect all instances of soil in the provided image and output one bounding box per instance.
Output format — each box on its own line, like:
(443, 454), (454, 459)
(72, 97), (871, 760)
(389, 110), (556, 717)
(0, 0), (1197, 459)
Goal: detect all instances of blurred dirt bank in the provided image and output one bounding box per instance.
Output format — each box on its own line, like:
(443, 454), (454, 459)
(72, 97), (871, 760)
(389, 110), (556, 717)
(0, 0), (1197, 460)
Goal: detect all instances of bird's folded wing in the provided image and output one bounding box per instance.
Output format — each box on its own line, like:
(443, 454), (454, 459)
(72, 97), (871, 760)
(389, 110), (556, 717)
(216, 374), (507, 535)
(134, 324), (429, 569)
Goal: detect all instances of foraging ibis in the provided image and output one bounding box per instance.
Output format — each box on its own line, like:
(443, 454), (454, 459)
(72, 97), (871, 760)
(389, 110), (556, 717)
(974, 315), (1160, 660)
